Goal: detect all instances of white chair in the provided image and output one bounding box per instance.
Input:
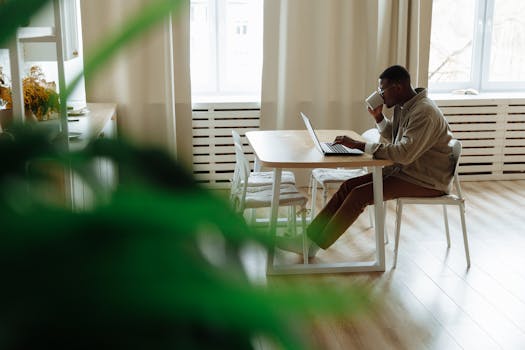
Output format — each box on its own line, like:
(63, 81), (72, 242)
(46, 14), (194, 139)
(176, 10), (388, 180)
(231, 130), (299, 228)
(309, 128), (382, 228)
(230, 142), (308, 236)
(393, 139), (470, 268)
(231, 130), (296, 186)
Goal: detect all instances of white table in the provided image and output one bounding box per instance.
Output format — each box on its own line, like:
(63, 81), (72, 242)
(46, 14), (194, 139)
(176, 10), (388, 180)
(246, 130), (393, 275)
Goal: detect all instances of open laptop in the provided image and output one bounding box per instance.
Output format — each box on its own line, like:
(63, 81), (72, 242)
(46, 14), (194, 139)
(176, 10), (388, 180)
(300, 112), (364, 156)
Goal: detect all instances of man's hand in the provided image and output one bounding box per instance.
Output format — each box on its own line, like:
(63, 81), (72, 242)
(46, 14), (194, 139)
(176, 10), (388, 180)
(332, 135), (365, 151)
(367, 105), (384, 124)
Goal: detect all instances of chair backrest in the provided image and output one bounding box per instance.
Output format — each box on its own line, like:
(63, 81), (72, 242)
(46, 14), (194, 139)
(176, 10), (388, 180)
(449, 139), (463, 198)
(230, 132), (250, 212)
(450, 139), (462, 170)
(232, 129), (253, 172)
(232, 129), (243, 148)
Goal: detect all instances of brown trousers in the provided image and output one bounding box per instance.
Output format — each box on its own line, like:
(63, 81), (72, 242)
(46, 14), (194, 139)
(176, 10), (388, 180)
(307, 173), (444, 249)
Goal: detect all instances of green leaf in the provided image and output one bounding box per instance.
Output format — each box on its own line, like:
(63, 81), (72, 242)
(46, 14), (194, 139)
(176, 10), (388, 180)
(0, 0), (50, 46)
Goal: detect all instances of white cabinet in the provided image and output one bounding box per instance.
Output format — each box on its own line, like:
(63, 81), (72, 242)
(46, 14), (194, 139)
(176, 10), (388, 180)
(69, 103), (118, 211)
(3, 0), (96, 210)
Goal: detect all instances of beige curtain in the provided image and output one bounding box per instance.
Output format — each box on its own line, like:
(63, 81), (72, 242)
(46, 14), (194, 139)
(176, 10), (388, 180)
(79, 0), (193, 168)
(261, 0), (433, 132)
(378, 0), (433, 88)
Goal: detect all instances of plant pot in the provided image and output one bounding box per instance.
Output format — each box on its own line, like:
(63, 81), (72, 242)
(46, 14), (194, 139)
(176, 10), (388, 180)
(0, 109), (13, 130)
(0, 109), (42, 129)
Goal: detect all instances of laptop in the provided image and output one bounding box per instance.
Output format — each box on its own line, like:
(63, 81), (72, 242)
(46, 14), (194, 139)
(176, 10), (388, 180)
(300, 112), (364, 156)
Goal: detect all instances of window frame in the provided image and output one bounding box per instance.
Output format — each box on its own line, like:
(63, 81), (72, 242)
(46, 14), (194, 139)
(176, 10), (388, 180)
(190, 0), (263, 104)
(429, 0), (525, 93)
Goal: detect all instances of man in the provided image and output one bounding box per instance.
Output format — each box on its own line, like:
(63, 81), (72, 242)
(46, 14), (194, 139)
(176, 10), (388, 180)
(277, 65), (455, 257)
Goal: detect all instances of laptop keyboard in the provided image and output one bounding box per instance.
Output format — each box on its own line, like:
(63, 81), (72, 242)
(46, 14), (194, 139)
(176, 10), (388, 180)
(325, 142), (351, 153)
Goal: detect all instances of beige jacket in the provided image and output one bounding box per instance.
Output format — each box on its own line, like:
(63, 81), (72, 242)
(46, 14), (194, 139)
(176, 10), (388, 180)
(370, 88), (455, 193)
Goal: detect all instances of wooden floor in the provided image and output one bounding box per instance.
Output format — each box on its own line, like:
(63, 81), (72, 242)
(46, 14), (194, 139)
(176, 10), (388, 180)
(249, 180), (525, 350)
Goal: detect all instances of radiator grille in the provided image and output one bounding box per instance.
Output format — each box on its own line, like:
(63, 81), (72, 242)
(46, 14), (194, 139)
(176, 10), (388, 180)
(191, 99), (525, 184)
(192, 108), (261, 187)
(436, 98), (525, 180)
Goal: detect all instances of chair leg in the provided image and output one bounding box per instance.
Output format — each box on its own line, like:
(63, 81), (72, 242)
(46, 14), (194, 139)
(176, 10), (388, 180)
(300, 206), (308, 264)
(393, 200), (403, 268)
(322, 184), (328, 206)
(443, 205), (451, 247)
(459, 203), (471, 268)
(249, 208), (256, 226)
(285, 206), (290, 233)
(310, 178), (318, 222)
(290, 205), (297, 235)
(368, 205), (374, 228)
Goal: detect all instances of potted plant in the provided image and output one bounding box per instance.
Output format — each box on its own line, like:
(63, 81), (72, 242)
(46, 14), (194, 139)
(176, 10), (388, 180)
(0, 65), (60, 129)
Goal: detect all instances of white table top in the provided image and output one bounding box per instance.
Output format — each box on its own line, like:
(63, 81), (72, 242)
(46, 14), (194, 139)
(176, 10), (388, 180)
(68, 103), (116, 150)
(246, 130), (393, 169)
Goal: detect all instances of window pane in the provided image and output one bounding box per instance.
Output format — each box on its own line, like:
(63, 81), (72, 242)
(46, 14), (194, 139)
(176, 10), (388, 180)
(487, 0), (525, 82)
(190, 0), (263, 100)
(220, 0), (263, 95)
(429, 0), (476, 83)
(190, 0), (215, 93)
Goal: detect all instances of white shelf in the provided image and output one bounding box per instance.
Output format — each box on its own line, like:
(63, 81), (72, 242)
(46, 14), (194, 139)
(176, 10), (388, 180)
(17, 27), (56, 43)
(2, 0), (89, 210)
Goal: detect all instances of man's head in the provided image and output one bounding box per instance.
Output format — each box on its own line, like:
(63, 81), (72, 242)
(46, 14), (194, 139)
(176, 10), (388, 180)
(378, 65), (414, 108)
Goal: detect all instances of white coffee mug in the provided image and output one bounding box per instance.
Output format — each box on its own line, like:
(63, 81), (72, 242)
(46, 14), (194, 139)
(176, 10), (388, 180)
(365, 91), (384, 109)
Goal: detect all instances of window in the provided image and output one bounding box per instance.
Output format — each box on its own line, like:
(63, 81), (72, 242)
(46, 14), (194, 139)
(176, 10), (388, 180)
(429, 0), (525, 92)
(190, 0), (264, 102)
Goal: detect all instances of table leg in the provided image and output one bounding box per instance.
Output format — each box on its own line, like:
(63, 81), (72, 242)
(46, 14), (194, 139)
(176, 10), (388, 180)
(266, 168), (282, 273)
(267, 166), (387, 275)
(250, 155), (261, 224)
(372, 166), (386, 271)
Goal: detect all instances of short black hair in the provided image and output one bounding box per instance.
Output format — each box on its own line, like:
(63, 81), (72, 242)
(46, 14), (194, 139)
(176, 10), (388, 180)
(379, 65), (411, 84)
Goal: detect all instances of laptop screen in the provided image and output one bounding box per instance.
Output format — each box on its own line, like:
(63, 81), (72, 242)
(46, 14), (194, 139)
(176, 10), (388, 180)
(300, 112), (324, 153)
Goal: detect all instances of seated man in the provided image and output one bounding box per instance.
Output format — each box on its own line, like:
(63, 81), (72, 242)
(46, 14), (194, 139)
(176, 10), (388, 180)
(278, 65), (455, 257)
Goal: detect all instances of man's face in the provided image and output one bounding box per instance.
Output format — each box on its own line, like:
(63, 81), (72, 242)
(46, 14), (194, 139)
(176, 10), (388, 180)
(378, 79), (399, 108)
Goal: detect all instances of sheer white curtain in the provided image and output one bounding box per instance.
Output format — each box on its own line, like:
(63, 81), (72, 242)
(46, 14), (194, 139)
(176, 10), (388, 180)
(261, 0), (433, 132)
(80, 0), (193, 168)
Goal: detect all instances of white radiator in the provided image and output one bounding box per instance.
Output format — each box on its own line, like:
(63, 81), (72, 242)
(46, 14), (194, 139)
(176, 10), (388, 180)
(434, 96), (525, 181)
(192, 106), (261, 187)
(191, 98), (525, 185)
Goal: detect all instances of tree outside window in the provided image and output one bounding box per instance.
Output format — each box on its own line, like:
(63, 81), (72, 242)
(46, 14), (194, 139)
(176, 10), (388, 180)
(429, 0), (525, 92)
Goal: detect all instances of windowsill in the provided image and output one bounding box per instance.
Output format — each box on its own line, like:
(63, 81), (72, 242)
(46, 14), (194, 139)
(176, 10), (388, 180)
(191, 95), (261, 110)
(430, 91), (525, 102)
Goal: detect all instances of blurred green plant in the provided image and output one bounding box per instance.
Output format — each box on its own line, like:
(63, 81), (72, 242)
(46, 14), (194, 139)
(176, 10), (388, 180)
(0, 1), (372, 349)
(0, 127), (371, 349)
(0, 0), (50, 45)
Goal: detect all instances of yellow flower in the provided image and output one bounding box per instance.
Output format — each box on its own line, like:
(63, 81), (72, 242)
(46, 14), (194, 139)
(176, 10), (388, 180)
(0, 65), (60, 121)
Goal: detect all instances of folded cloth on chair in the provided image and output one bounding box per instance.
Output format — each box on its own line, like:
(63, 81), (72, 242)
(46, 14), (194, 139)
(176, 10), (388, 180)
(311, 168), (367, 184)
(245, 171), (296, 186)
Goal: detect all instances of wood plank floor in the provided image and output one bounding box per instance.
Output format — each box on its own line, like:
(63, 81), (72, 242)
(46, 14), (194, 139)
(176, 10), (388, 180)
(248, 180), (525, 350)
